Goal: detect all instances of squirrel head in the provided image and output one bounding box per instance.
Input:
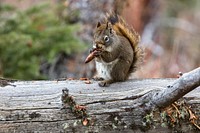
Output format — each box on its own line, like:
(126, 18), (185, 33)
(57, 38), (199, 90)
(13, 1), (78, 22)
(93, 21), (118, 52)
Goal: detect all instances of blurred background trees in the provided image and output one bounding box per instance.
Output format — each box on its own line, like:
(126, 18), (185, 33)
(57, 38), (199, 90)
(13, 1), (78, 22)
(0, 0), (199, 80)
(0, 0), (86, 79)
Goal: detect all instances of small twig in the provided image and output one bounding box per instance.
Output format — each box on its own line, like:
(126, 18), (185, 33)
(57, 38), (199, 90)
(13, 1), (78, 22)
(172, 103), (180, 116)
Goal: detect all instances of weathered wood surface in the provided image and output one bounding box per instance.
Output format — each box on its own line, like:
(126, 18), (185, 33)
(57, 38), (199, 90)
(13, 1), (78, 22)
(0, 78), (200, 133)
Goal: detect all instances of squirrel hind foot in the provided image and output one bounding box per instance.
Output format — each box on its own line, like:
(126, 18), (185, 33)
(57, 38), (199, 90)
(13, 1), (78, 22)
(92, 76), (104, 81)
(98, 79), (114, 87)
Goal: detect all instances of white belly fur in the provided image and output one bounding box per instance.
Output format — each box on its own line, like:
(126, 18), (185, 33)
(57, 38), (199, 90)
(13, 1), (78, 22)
(95, 58), (119, 80)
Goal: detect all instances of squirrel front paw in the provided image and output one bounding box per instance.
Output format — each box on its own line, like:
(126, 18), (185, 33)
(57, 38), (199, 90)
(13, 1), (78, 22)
(93, 50), (102, 57)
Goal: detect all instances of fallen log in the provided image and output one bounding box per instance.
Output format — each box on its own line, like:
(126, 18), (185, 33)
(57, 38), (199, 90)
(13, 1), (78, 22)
(0, 68), (199, 133)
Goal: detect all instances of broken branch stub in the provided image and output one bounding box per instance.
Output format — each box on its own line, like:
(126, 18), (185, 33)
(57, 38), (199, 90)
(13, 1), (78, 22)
(147, 67), (200, 110)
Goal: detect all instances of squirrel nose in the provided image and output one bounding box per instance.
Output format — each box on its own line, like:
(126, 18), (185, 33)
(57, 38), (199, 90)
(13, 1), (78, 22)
(93, 43), (100, 49)
(94, 41), (103, 49)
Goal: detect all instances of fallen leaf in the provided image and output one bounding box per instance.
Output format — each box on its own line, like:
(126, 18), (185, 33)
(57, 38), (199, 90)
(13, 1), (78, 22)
(75, 105), (86, 110)
(85, 80), (91, 84)
(80, 78), (89, 81)
(82, 118), (88, 126)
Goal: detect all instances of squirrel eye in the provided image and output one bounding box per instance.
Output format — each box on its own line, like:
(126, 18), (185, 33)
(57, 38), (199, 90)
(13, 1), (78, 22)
(103, 35), (109, 42)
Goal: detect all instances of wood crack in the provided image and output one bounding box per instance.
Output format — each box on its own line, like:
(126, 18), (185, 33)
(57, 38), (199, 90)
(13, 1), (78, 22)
(0, 107), (62, 111)
(84, 94), (144, 105)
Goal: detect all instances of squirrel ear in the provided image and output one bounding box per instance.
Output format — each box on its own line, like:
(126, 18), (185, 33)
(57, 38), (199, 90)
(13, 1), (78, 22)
(97, 21), (101, 28)
(106, 22), (112, 29)
(110, 28), (113, 34)
(106, 22), (113, 34)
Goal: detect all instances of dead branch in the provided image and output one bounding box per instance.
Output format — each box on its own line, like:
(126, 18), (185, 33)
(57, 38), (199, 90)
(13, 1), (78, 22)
(146, 67), (200, 110)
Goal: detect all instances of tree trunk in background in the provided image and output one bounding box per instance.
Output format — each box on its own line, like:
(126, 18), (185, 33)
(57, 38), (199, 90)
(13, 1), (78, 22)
(114, 0), (158, 34)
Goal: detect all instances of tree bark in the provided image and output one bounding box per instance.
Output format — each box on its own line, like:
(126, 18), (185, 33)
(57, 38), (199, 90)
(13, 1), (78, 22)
(0, 68), (199, 132)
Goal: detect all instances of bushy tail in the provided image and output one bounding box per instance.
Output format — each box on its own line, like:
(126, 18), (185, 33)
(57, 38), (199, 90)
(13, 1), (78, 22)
(104, 13), (143, 73)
